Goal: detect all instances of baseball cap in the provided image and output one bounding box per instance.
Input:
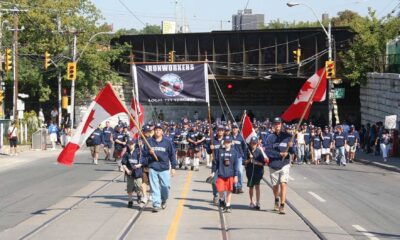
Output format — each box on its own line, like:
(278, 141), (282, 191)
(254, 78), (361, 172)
(273, 117), (283, 124)
(223, 135), (232, 142)
(154, 123), (163, 129)
(217, 125), (224, 130)
(143, 125), (151, 132)
(232, 123), (239, 129)
(127, 139), (135, 145)
(249, 136), (258, 143)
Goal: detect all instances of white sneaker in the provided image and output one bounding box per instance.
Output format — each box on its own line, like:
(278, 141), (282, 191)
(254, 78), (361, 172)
(94, 159), (98, 165)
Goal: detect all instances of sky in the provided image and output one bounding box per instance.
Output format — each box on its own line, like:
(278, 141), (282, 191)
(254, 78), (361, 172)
(91, 0), (399, 32)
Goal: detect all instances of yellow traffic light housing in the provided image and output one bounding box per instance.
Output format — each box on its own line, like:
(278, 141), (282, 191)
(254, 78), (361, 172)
(168, 51), (175, 63)
(325, 60), (335, 78)
(0, 90), (4, 103)
(293, 48), (301, 64)
(5, 48), (12, 72)
(62, 96), (69, 109)
(67, 62), (77, 80)
(44, 51), (51, 70)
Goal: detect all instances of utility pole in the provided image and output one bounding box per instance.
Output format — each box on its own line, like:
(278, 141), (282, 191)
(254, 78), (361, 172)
(70, 33), (77, 128)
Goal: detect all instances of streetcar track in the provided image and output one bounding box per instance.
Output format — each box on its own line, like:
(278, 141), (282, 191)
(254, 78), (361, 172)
(117, 202), (149, 240)
(217, 204), (229, 240)
(262, 177), (327, 240)
(19, 173), (124, 240)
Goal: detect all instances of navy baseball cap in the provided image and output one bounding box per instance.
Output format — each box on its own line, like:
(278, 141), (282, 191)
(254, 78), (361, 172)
(217, 125), (224, 130)
(232, 123), (239, 129)
(127, 139), (135, 145)
(249, 136), (258, 143)
(223, 135), (232, 142)
(143, 125), (151, 132)
(154, 123), (163, 129)
(273, 117), (283, 123)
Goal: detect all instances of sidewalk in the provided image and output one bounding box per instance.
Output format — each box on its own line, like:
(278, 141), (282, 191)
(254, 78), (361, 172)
(354, 151), (400, 173)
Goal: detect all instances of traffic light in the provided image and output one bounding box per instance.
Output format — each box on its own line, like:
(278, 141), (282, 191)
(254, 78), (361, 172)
(227, 83), (234, 89)
(293, 48), (301, 64)
(44, 51), (51, 70)
(62, 96), (69, 109)
(0, 90), (4, 103)
(168, 51), (175, 63)
(67, 62), (77, 80)
(325, 60), (335, 78)
(4, 48), (12, 72)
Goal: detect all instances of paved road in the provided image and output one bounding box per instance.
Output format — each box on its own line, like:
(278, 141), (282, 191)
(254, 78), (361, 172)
(1, 149), (399, 239)
(0, 149), (117, 232)
(289, 162), (400, 240)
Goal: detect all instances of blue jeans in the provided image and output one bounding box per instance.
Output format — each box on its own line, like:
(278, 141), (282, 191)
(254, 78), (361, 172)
(235, 158), (244, 189)
(149, 168), (170, 207)
(297, 144), (305, 163)
(212, 170), (218, 197)
(336, 146), (346, 165)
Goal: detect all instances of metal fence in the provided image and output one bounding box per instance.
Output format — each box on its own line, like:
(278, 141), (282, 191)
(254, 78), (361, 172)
(31, 128), (48, 150)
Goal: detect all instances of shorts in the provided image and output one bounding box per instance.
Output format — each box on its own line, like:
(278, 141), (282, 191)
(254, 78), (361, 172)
(127, 175), (143, 195)
(247, 177), (262, 187)
(187, 148), (201, 158)
(50, 133), (57, 142)
(113, 149), (123, 159)
(90, 145), (100, 154)
(103, 142), (113, 149)
(142, 168), (150, 185)
(313, 148), (322, 160)
(322, 148), (331, 155)
(216, 176), (234, 192)
(270, 165), (290, 186)
(9, 137), (18, 148)
(345, 145), (356, 153)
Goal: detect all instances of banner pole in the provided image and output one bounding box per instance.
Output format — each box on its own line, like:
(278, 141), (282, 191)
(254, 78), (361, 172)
(110, 82), (159, 161)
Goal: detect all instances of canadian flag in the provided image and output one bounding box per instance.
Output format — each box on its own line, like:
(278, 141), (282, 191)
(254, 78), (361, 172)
(57, 83), (130, 166)
(129, 97), (144, 137)
(281, 68), (327, 122)
(241, 114), (258, 143)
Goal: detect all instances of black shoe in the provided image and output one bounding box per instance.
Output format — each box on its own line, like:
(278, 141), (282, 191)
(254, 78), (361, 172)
(237, 188), (244, 194)
(224, 206), (232, 213)
(128, 201), (133, 208)
(161, 201), (167, 209)
(219, 199), (226, 208)
(274, 198), (280, 211)
(254, 204), (261, 211)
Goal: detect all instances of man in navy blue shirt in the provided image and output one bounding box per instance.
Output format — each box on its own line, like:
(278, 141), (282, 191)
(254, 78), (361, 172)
(334, 125), (347, 166)
(322, 126), (333, 164)
(89, 125), (103, 165)
(140, 123), (177, 212)
(208, 125), (225, 204)
(265, 117), (294, 215)
(346, 125), (358, 163)
(102, 121), (114, 161)
(231, 123), (247, 194)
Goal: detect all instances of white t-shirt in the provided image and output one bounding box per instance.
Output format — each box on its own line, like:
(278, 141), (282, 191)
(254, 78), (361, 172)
(8, 126), (17, 137)
(297, 132), (305, 145)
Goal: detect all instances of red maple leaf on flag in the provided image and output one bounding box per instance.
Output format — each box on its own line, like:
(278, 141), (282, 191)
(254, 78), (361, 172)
(81, 109), (95, 134)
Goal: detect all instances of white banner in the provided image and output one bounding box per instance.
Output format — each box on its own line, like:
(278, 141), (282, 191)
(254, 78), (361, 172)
(385, 115), (397, 129)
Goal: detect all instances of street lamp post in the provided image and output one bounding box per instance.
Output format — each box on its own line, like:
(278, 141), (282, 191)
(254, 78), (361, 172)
(287, 2), (335, 127)
(69, 31), (115, 129)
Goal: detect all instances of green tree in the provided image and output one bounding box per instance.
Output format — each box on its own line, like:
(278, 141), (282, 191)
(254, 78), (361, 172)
(1, 0), (130, 109)
(340, 9), (400, 85)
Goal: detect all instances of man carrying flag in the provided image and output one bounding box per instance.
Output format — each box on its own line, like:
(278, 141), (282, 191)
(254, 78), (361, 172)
(58, 83), (131, 166)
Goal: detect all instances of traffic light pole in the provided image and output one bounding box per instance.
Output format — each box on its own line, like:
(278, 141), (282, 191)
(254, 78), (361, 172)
(70, 34), (77, 128)
(12, 9), (18, 121)
(328, 22), (333, 127)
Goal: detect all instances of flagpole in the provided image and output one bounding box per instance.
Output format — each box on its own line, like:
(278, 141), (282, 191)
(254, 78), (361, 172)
(285, 68), (327, 154)
(109, 83), (159, 161)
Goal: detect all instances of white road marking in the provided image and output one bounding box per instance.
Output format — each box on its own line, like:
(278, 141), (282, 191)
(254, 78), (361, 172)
(308, 191), (326, 203)
(352, 225), (380, 240)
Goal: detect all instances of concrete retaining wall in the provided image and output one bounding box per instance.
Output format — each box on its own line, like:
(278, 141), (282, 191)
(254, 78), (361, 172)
(361, 73), (400, 125)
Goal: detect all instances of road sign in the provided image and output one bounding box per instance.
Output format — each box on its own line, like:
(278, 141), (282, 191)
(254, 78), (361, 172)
(334, 88), (345, 99)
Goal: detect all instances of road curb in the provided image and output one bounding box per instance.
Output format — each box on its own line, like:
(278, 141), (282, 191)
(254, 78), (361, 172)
(354, 158), (400, 173)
